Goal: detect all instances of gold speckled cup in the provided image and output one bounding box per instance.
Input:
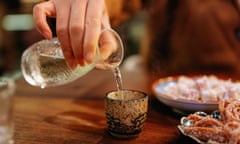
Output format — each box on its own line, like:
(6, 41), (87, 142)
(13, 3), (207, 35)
(105, 89), (148, 139)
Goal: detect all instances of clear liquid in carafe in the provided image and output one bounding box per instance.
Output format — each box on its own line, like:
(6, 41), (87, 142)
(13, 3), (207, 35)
(21, 28), (124, 89)
(24, 54), (93, 88)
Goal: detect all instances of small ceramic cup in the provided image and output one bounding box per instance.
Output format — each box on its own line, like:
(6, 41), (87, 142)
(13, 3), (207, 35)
(105, 89), (148, 139)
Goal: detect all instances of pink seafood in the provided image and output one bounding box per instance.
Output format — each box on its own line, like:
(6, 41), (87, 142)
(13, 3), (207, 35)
(182, 99), (240, 144)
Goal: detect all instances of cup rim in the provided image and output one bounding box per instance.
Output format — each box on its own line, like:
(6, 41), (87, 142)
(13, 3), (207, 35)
(105, 89), (148, 102)
(0, 77), (15, 96)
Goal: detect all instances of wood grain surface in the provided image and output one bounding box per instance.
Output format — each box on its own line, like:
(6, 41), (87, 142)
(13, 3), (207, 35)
(13, 68), (200, 144)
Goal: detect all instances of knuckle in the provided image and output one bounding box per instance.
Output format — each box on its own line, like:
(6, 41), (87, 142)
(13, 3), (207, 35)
(85, 18), (101, 28)
(70, 23), (84, 35)
(32, 5), (45, 28)
(56, 27), (67, 37)
(33, 4), (42, 13)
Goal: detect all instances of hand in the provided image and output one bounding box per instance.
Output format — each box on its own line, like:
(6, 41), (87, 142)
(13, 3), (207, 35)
(33, 0), (110, 68)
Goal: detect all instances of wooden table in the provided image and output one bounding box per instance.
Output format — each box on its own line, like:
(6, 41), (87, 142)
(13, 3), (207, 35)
(13, 66), (197, 144)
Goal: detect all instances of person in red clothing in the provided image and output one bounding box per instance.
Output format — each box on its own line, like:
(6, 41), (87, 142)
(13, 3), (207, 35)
(33, 0), (240, 75)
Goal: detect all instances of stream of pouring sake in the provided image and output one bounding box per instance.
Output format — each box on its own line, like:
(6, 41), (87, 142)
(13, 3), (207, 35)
(112, 66), (124, 122)
(112, 67), (124, 99)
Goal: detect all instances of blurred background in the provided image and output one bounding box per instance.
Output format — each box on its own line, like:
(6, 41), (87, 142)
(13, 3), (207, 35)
(0, 0), (39, 76)
(0, 0), (146, 76)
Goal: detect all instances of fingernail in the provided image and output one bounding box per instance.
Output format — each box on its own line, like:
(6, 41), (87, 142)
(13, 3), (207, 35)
(79, 59), (86, 66)
(67, 59), (77, 69)
(42, 31), (52, 39)
(70, 63), (77, 69)
(68, 63), (75, 69)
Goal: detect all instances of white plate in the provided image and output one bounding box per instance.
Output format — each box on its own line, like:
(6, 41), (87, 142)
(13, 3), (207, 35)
(152, 76), (218, 113)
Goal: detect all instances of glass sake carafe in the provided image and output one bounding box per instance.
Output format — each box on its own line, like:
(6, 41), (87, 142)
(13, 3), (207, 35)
(21, 28), (124, 88)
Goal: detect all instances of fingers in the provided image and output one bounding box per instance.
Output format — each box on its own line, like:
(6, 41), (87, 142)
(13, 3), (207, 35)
(33, 0), (111, 68)
(69, 0), (88, 65)
(84, 0), (104, 63)
(33, 1), (55, 39)
(99, 4), (114, 61)
(101, 3), (111, 29)
(54, 0), (77, 68)
(99, 30), (118, 60)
